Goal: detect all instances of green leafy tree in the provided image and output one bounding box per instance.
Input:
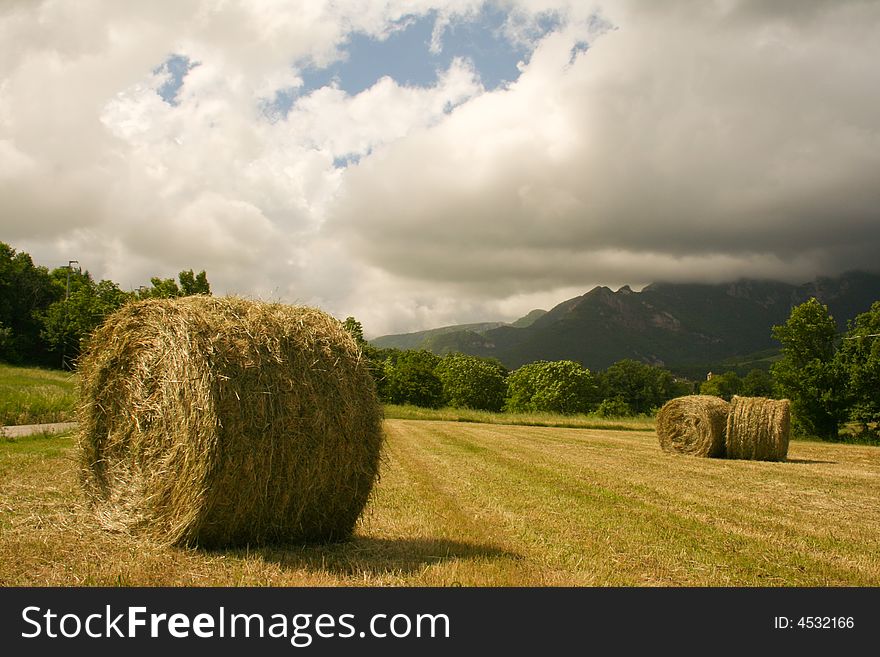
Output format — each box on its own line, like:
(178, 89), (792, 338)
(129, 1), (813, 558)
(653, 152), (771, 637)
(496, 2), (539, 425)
(342, 316), (366, 346)
(362, 347), (400, 403)
(771, 298), (846, 440)
(0, 321), (12, 354)
(836, 301), (880, 437)
(178, 269), (211, 296)
(505, 362), (540, 413)
(41, 275), (132, 366)
(699, 371), (743, 401)
(384, 350), (444, 408)
(742, 368), (776, 397)
(595, 396), (633, 418)
(599, 359), (679, 414)
(505, 360), (597, 415)
(137, 269), (211, 299)
(0, 242), (59, 364)
(435, 353), (507, 411)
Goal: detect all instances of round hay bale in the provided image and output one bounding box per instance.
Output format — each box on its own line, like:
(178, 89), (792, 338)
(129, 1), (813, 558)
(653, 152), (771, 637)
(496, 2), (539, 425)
(76, 296), (383, 548)
(656, 395), (730, 457)
(725, 395), (791, 461)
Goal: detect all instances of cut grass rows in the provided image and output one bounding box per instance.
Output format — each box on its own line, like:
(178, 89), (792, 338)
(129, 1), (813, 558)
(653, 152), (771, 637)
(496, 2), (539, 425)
(1, 420), (878, 586)
(403, 422), (879, 585)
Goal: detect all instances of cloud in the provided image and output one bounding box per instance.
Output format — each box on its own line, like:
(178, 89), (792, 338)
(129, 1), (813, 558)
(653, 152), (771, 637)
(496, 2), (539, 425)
(331, 0), (880, 303)
(2, 0), (879, 337)
(1, 2), (482, 306)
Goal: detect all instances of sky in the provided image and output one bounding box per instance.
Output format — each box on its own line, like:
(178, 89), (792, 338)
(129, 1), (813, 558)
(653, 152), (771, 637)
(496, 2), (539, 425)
(2, 0), (879, 337)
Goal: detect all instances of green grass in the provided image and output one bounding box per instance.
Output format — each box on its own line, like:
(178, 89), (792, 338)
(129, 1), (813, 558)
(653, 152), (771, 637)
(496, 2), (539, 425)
(2, 420), (877, 586)
(0, 364), (77, 426)
(383, 404), (655, 431)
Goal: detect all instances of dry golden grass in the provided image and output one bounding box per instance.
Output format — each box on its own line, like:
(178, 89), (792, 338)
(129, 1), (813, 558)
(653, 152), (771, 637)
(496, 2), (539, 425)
(2, 420), (878, 586)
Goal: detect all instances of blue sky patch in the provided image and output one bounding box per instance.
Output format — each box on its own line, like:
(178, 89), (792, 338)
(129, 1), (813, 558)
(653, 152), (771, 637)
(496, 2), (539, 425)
(295, 5), (561, 100)
(333, 153), (363, 169)
(155, 54), (198, 106)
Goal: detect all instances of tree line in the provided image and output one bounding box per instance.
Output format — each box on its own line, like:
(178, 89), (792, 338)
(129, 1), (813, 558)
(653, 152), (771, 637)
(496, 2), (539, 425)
(345, 315), (693, 417)
(3, 242), (876, 440)
(346, 295), (880, 442)
(352, 342), (772, 419)
(0, 242), (209, 368)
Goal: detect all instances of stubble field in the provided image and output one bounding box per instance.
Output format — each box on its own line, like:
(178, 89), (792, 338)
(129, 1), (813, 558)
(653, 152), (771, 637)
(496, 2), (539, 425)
(2, 418), (878, 587)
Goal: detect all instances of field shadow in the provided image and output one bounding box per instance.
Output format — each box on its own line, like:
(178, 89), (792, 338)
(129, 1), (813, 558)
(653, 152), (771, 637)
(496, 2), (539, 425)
(786, 457), (837, 465)
(225, 536), (520, 576)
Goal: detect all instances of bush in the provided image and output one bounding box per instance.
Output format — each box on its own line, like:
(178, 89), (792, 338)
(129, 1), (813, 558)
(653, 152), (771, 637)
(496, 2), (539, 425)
(599, 359), (679, 414)
(435, 353), (507, 411)
(742, 368), (775, 397)
(699, 371), (743, 401)
(596, 397), (633, 417)
(383, 350), (444, 408)
(505, 360), (597, 415)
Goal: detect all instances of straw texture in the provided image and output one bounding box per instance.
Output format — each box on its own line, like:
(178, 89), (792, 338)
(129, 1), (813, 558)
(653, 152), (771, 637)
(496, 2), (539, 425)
(77, 296), (383, 547)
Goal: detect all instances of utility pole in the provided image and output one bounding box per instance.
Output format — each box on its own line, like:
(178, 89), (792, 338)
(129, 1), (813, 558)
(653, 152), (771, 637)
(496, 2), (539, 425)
(62, 260), (79, 370)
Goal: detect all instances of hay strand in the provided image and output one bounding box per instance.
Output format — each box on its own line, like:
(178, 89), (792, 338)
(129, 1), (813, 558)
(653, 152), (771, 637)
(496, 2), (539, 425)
(656, 395), (730, 457)
(724, 395), (791, 461)
(76, 296), (383, 548)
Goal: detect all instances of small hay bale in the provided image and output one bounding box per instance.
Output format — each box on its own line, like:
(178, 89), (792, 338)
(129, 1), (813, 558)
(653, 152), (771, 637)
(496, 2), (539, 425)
(725, 395), (791, 461)
(76, 296), (383, 548)
(656, 395), (730, 457)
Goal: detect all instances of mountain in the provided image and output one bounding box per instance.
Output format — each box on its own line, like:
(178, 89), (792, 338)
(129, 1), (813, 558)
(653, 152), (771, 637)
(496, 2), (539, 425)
(370, 308), (546, 351)
(509, 309), (547, 328)
(370, 322), (506, 350)
(370, 271), (880, 371)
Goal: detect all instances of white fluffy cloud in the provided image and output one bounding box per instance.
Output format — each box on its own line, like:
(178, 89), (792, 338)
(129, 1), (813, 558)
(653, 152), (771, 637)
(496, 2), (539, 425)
(2, 0), (879, 336)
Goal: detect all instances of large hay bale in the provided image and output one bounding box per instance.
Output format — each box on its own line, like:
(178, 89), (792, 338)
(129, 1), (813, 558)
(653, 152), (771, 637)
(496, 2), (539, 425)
(725, 395), (791, 461)
(656, 395), (730, 457)
(76, 296), (383, 548)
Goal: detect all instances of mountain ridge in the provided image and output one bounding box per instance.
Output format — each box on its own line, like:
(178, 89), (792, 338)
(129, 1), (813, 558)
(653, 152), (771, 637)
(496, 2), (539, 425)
(370, 271), (880, 371)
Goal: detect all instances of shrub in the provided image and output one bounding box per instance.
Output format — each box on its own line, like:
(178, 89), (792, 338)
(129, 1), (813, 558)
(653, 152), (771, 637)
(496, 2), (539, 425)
(435, 353), (507, 411)
(596, 397), (633, 418)
(384, 349), (444, 408)
(505, 360), (597, 415)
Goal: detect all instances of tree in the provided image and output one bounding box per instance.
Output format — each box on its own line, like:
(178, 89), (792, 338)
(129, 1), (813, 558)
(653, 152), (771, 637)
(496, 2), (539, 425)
(362, 346), (399, 403)
(435, 353), (507, 411)
(599, 359), (679, 414)
(384, 350), (444, 408)
(40, 275), (132, 366)
(137, 269), (211, 299)
(771, 298), (846, 440)
(178, 269), (211, 296)
(0, 321), (12, 355)
(700, 371), (743, 401)
(342, 316), (366, 347)
(595, 396), (633, 417)
(505, 360), (597, 415)
(505, 362), (540, 413)
(0, 242), (59, 364)
(836, 301), (880, 437)
(742, 368), (776, 397)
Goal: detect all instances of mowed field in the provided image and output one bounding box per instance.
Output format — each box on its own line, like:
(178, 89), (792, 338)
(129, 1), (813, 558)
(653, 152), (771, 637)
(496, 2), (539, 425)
(1, 419), (878, 586)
